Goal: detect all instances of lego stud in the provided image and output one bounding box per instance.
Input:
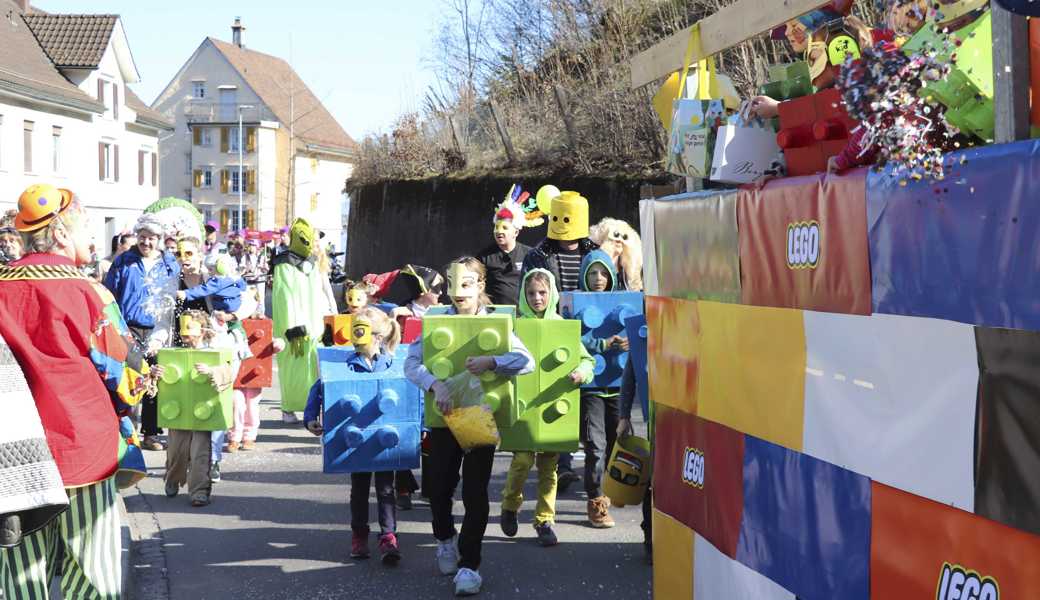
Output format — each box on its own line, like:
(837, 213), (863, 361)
(161, 364), (183, 384)
(577, 306), (605, 329)
(344, 425), (364, 448)
(612, 304), (638, 325)
(483, 392), (501, 412)
(548, 347), (570, 368)
(615, 352), (629, 370)
(191, 367), (209, 384)
(543, 398), (571, 423)
(430, 357), (453, 380)
(430, 327), (454, 350)
(376, 425), (400, 449)
(378, 389), (399, 413)
(477, 328), (501, 351)
(193, 399), (216, 420)
(341, 394), (363, 416)
(592, 354), (606, 375)
(249, 329), (266, 343)
(639, 325), (648, 339)
(160, 401), (181, 420)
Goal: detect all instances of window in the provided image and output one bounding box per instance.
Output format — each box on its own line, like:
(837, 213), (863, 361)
(52, 126), (62, 173)
(137, 149), (147, 185)
(202, 166), (213, 188)
(200, 127), (213, 147)
(227, 207), (245, 232)
(98, 141), (118, 182)
(23, 121), (33, 173)
(184, 153), (191, 175)
(192, 81), (206, 99)
(97, 80), (116, 119)
(230, 169), (241, 193)
(228, 126), (241, 153)
(202, 207), (213, 223)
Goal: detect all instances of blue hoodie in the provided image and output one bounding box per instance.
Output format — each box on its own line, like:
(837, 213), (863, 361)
(304, 350), (394, 424)
(578, 249), (623, 396)
(103, 247), (181, 329)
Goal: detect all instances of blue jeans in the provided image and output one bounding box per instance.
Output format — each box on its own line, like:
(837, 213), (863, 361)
(211, 430), (226, 464)
(557, 452), (573, 473)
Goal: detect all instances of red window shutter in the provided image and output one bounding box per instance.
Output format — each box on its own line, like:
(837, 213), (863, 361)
(138, 150), (144, 185)
(98, 142), (104, 181)
(113, 84), (119, 119)
(151, 153), (157, 186)
(114, 145), (120, 182)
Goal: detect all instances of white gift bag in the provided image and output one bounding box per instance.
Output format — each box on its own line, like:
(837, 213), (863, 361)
(709, 105), (783, 185)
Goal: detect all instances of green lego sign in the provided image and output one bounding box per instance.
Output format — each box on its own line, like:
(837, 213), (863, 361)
(500, 319), (581, 453)
(902, 11), (994, 141)
(157, 348), (234, 431)
(422, 315), (517, 429)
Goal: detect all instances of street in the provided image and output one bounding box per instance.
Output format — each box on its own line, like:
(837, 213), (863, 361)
(122, 370), (653, 599)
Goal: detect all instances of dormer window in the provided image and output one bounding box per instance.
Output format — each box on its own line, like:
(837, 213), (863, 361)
(97, 79), (119, 120)
(192, 81), (206, 99)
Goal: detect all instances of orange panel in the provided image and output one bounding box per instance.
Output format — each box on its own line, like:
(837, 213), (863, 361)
(647, 296), (700, 414)
(653, 509), (694, 599)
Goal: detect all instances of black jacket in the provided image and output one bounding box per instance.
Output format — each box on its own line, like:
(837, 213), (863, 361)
(520, 237), (598, 297)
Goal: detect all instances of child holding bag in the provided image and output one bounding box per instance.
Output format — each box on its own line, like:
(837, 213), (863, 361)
(404, 257), (533, 597)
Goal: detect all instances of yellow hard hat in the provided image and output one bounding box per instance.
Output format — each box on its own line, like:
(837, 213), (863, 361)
(15, 184), (73, 232)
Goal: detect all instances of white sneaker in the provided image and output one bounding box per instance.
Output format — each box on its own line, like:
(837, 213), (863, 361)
(281, 411), (300, 424)
(436, 537), (459, 576)
(453, 567), (482, 596)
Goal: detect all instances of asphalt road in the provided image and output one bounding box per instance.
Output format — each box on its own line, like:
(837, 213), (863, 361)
(123, 370), (653, 599)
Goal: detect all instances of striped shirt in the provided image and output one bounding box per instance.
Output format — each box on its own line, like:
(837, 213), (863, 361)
(557, 251), (582, 292)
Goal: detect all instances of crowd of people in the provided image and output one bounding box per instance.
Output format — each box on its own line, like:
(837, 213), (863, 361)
(0, 181), (648, 598)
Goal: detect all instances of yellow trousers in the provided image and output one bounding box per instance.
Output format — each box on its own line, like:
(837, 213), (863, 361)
(501, 452), (558, 525)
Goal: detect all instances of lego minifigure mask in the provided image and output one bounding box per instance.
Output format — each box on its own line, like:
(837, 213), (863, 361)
(288, 218), (315, 259)
(547, 192), (589, 242)
(346, 288), (367, 310)
(447, 263), (480, 298)
(350, 321), (373, 346)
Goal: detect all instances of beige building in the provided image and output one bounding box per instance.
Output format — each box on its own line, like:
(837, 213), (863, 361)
(152, 19), (355, 244)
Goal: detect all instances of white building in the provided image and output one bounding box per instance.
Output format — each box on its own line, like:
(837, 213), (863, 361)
(152, 19), (356, 247)
(0, 1), (173, 250)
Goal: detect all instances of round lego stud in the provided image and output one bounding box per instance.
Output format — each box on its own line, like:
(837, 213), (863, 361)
(430, 357), (454, 380)
(193, 399), (215, 420)
(378, 389), (399, 413)
(613, 304), (638, 325)
(616, 352), (629, 370)
(161, 364), (183, 384)
(344, 425), (365, 448)
(249, 329), (266, 343)
(550, 347), (570, 367)
(190, 367), (209, 384)
(639, 325), (648, 339)
(341, 394), (363, 415)
(593, 354), (606, 375)
(160, 401), (181, 420)
(483, 392), (501, 412)
(542, 398), (570, 423)
(578, 306), (605, 329)
(430, 327), (454, 350)
(477, 328), (502, 351)
(376, 425), (400, 449)
(479, 370), (498, 383)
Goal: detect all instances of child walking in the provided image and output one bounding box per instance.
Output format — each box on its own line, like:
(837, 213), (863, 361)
(227, 290), (285, 454)
(404, 257), (534, 596)
(500, 269), (594, 546)
(304, 307), (405, 566)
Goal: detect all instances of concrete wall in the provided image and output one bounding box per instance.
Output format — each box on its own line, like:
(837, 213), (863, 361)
(345, 175), (664, 277)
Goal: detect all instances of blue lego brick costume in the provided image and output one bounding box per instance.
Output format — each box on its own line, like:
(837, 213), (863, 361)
(624, 314), (650, 421)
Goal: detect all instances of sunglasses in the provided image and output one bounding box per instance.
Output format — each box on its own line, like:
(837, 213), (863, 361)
(175, 250), (196, 258)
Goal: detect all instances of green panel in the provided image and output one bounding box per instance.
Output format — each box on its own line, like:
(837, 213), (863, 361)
(500, 319), (581, 452)
(421, 315), (517, 428)
(902, 11), (993, 141)
(157, 348), (234, 431)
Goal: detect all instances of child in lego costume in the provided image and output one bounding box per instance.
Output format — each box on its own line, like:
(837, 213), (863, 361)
(177, 253), (247, 312)
(499, 268), (595, 547)
(304, 307), (405, 565)
(589, 218), (643, 292)
(404, 257), (534, 596)
(271, 218), (326, 423)
(0, 184), (152, 599)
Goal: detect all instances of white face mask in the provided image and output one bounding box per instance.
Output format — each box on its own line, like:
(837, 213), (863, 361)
(447, 263), (479, 298)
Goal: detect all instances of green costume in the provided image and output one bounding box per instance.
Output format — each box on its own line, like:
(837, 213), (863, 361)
(271, 219), (324, 412)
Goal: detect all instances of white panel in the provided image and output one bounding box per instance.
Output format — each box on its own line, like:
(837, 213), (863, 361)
(639, 199), (659, 296)
(694, 534), (796, 600)
(802, 312), (978, 511)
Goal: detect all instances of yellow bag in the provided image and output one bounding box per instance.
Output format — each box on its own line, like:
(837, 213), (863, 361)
(440, 373), (500, 450)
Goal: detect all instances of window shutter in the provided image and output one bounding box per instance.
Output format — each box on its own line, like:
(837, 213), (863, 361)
(138, 150), (145, 185)
(221, 169), (229, 193)
(98, 142), (104, 181)
(220, 208), (230, 232)
(246, 208), (255, 230)
(246, 127), (256, 152)
(192, 127), (201, 146)
(193, 169), (202, 188)
(247, 169), (256, 194)
(97, 79), (104, 103)
(112, 84), (119, 119)
(113, 145), (120, 182)
(152, 153), (157, 186)
(220, 127), (229, 153)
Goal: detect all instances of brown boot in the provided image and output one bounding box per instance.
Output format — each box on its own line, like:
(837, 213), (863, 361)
(226, 441), (239, 453)
(241, 440), (256, 451)
(587, 496), (616, 529)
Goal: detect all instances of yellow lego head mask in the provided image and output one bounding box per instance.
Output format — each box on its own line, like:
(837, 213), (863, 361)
(350, 320), (372, 346)
(547, 191), (589, 242)
(346, 287), (368, 310)
(179, 314), (203, 339)
(288, 218), (315, 259)
(447, 263), (479, 298)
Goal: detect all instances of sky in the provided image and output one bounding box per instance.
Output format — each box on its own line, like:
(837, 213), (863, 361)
(35, 0), (443, 141)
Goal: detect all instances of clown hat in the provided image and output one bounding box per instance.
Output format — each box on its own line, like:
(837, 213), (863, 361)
(15, 184), (73, 232)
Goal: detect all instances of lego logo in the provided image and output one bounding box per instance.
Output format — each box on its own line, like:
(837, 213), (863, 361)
(786, 221), (821, 269)
(937, 563), (999, 600)
(682, 447), (704, 489)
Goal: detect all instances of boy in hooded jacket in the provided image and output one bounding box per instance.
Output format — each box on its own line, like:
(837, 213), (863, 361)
(576, 249), (627, 529)
(499, 269), (595, 546)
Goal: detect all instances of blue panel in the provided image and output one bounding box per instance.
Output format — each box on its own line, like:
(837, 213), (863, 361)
(624, 314), (649, 421)
(559, 291), (645, 388)
(736, 436), (872, 600)
(868, 140), (1040, 331)
(318, 349), (422, 474)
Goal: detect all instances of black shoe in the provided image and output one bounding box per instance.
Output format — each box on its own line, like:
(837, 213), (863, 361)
(397, 494), (413, 511)
(535, 522), (558, 547)
(500, 509), (518, 537)
(557, 470), (580, 495)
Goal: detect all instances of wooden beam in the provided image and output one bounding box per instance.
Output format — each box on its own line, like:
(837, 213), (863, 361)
(991, 3), (1030, 143)
(629, 0), (829, 89)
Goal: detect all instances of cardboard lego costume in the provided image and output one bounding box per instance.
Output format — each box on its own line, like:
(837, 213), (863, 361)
(235, 318), (274, 388)
(157, 347), (234, 431)
(271, 218), (326, 412)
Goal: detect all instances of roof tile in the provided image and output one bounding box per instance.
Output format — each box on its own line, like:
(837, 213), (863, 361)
(22, 14), (117, 68)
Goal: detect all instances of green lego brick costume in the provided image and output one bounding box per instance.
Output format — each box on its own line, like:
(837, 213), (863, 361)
(272, 219), (325, 412)
(501, 268), (594, 526)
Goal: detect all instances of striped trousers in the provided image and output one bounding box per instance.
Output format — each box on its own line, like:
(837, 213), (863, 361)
(0, 477), (121, 600)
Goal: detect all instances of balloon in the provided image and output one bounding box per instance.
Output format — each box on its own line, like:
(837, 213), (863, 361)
(535, 185), (561, 215)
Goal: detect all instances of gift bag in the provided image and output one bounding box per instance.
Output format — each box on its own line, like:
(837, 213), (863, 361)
(665, 26), (728, 179)
(710, 104), (785, 185)
(440, 372), (500, 450)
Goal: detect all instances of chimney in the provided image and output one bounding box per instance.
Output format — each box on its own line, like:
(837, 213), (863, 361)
(14, 0), (30, 12)
(231, 16), (244, 48)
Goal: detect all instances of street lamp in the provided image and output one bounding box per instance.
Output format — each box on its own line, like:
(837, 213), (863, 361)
(237, 104), (255, 233)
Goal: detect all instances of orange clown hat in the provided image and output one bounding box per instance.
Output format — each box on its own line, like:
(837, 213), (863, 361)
(15, 184), (73, 232)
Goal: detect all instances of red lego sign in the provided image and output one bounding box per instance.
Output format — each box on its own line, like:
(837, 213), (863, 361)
(776, 88), (858, 177)
(235, 318), (274, 388)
